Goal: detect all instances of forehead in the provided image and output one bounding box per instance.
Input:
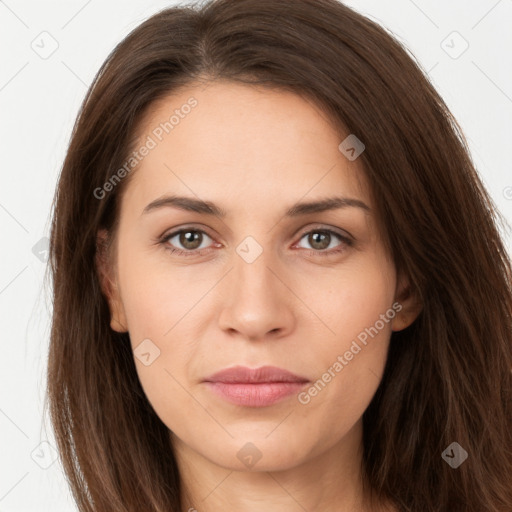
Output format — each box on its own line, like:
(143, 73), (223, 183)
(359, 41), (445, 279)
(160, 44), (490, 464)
(123, 80), (371, 216)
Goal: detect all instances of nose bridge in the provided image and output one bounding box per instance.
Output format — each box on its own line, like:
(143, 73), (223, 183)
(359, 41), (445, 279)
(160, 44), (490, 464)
(217, 232), (294, 339)
(232, 233), (281, 301)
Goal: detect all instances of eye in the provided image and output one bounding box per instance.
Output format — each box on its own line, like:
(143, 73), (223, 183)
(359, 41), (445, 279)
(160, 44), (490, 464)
(294, 228), (353, 255)
(160, 228), (216, 257)
(159, 226), (353, 258)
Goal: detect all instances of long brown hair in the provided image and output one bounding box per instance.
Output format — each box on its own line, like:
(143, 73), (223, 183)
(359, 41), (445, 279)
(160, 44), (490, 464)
(45, 0), (512, 510)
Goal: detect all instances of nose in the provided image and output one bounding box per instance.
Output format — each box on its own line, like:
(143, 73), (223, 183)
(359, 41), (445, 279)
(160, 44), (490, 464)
(217, 243), (296, 341)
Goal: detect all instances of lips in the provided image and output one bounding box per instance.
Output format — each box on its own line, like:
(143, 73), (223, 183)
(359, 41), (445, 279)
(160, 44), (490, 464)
(203, 366), (310, 407)
(203, 365), (309, 384)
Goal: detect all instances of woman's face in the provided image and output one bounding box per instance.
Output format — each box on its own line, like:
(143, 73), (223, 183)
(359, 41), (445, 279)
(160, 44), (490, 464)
(99, 80), (413, 473)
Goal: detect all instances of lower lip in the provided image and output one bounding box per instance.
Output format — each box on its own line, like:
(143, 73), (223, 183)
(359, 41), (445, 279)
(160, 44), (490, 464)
(204, 381), (308, 407)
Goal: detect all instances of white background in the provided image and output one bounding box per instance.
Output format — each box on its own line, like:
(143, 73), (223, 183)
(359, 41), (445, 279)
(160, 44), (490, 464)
(0, 0), (511, 510)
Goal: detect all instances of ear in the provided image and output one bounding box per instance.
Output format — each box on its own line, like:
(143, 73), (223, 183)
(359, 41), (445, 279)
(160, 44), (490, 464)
(95, 229), (128, 333)
(390, 271), (422, 332)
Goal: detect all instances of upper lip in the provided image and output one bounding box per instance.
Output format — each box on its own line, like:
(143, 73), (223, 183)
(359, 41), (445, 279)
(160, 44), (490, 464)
(203, 365), (309, 384)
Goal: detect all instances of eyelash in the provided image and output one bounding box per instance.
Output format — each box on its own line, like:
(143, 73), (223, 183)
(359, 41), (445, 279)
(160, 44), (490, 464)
(158, 226), (354, 258)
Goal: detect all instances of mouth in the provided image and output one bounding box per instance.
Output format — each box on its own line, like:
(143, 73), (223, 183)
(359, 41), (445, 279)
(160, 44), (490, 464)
(203, 365), (310, 407)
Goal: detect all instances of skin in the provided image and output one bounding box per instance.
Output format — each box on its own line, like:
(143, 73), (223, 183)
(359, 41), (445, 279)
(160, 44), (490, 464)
(97, 80), (420, 512)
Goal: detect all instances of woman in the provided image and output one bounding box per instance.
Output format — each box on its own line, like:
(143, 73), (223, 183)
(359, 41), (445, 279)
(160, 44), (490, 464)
(45, 0), (512, 510)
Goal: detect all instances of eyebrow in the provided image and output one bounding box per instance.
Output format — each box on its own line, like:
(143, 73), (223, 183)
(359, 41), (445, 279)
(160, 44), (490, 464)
(141, 194), (370, 218)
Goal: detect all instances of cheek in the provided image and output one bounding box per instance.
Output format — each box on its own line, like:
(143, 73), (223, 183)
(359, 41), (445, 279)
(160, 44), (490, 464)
(117, 260), (197, 428)
(115, 248), (199, 404)
(307, 253), (395, 344)
(118, 243), (205, 341)
(298, 255), (395, 409)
